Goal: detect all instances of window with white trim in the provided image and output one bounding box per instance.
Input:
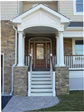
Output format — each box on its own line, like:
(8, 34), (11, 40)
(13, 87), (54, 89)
(74, 0), (83, 15)
(74, 40), (83, 55)
(76, 0), (83, 12)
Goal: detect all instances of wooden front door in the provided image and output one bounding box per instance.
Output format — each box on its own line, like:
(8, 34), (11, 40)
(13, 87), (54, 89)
(35, 43), (46, 68)
(30, 41), (51, 69)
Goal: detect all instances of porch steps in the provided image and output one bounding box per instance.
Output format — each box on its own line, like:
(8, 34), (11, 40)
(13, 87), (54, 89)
(31, 71), (53, 96)
(31, 93), (53, 96)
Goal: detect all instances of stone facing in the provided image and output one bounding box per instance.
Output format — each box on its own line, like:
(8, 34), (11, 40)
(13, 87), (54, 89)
(55, 67), (69, 95)
(64, 38), (72, 55)
(14, 66), (28, 96)
(1, 20), (15, 93)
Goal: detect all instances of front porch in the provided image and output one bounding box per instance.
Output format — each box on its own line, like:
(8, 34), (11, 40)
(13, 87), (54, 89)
(11, 4), (83, 96)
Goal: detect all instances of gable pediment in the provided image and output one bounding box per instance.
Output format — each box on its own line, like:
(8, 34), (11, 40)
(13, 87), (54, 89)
(11, 4), (71, 31)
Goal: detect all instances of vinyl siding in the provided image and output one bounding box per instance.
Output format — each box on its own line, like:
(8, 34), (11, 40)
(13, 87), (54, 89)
(1, 1), (18, 20)
(59, 1), (83, 21)
(23, 1), (58, 13)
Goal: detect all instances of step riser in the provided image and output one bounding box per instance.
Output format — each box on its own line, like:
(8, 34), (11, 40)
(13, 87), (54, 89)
(31, 94), (52, 96)
(32, 75), (51, 78)
(32, 78), (51, 81)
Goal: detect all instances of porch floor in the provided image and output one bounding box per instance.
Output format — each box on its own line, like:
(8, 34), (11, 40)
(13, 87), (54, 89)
(3, 96), (59, 112)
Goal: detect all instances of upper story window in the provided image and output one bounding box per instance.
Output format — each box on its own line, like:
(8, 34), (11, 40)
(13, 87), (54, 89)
(74, 0), (83, 15)
(76, 0), (83, 12)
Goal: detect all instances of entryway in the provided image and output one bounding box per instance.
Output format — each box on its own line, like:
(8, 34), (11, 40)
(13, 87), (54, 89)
(29, 37), (52, 70)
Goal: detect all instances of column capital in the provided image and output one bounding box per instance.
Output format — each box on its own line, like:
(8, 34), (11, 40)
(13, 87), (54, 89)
(58, 31), (64, 35)
(18, 31), (23, 34)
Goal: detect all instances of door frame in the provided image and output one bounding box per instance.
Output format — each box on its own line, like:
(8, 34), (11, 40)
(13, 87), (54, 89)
(29, 37), (52, 69)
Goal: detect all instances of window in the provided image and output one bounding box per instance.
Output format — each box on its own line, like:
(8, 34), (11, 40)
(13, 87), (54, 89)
(37, 44), (44, 59)
(74, 0), (83, 15)
(76, 0), (83, 12)
(74, 40), (83, 55)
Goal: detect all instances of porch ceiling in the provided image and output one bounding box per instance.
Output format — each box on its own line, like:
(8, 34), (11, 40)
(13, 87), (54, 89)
(25, 33), (56, 38)
(24, 26), (57, 34)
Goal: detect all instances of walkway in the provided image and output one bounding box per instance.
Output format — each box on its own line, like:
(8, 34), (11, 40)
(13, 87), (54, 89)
(3, 96), (59, 112)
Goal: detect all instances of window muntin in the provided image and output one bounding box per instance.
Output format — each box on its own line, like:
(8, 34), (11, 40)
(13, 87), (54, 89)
(75, 40), (83, 55)
(76, 0), (83, 12)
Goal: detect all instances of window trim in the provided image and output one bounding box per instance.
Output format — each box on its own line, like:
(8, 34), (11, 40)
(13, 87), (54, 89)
(73, 0), (83, 15)
(72, 39), (83, 55)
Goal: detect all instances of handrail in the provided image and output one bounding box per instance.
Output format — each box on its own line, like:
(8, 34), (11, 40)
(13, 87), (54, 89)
(50, 53), (55, 96)
(28, 53), (32, 96)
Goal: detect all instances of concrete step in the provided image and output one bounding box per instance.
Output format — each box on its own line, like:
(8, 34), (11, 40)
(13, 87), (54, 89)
(31, 93), (53, 96)
(32, 75), (51, 78)
(31, 85), (52, 88)
(32, 78), (51, 81)
(31, 81), (51, 85)
(32, 71), (50, 74)
(31, 89), (52, 92)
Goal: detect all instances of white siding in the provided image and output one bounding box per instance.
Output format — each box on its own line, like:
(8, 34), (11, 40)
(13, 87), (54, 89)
(69, 71), (84, 90)
(1, 1), (18, 20)
(59, 1), (83, 21)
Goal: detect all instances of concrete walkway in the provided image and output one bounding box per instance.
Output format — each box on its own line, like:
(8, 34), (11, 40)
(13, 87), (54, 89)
(3, 96), (59, 112)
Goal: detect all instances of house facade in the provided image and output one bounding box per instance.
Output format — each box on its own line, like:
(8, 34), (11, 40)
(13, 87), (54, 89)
(1, 0), (83, 96)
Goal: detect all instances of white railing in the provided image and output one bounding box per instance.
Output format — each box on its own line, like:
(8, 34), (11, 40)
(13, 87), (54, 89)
(25, 56), (30, 66)
(64, 55), (84, 69)
(28, 54), (32, 96)
(52, 55), (84, 69)
(50, 54), (56, 96)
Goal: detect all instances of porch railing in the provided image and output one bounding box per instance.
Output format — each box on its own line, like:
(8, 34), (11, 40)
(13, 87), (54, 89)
(50, 54), (56, 96)
(64, 55), (84, 69)
(52, 55), (84, 69)
(28, 54), (32, 96)
(25, 56), (30, 66)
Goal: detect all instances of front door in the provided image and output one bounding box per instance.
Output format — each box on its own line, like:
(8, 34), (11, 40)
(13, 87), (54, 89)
(30, 41), (51, 70)
(35, 43), (46, 68)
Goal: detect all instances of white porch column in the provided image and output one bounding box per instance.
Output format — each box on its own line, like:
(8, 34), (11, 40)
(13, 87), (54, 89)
(58, 31), (65, 66)
(18, 31), (24, 66)
(55, 36), (60, 66)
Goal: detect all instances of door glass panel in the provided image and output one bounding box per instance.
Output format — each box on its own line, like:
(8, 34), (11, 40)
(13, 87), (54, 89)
(30, 44), (33, 64)
(37, 44), (44, 59)
(47, 43), (50, 64)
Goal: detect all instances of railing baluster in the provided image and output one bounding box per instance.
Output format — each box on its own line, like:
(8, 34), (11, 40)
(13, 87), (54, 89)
(64, 55), (84, 70)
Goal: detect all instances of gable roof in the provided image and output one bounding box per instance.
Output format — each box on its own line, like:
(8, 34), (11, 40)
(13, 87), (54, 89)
(11, 4), (71, 24)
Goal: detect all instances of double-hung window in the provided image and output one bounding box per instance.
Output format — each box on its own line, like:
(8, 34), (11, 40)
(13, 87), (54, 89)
(74, 0), (83, 14)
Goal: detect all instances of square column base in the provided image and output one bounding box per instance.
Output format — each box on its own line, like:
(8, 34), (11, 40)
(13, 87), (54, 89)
(14, 66), (28, 96)
(55, 66), (69, 95)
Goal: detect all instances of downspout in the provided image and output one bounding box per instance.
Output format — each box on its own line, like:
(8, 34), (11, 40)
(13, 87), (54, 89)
(10, 26), (17, 95)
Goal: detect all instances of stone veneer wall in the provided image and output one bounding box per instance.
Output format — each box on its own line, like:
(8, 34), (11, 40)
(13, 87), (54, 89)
(1, 21), (15, 93)
(14, 66), (28, 96)
(64, 38), (72, 55)
(55, 67), (69, 95)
